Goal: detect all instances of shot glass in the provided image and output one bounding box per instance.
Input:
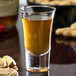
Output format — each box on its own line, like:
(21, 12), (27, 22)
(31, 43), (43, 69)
(21, 5), (56, 72)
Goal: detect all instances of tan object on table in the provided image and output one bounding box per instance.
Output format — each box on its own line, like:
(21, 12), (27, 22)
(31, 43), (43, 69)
(0, 68), (18, 76)
(3, 56), (16, 67)
(70, 22), (76, 30)
(70, 22), (76, 37)
(13, 66), (18, 71)
(55, 27), (70, 35)
(62, 28), (71, 37)
(0, 55), (18, 70)
(55, 22), (76, 37)
(41, 0), (76, 5)
(0, 55), (18, 75)
(71, 30), (76, 37)
(0, 58), (7, 68)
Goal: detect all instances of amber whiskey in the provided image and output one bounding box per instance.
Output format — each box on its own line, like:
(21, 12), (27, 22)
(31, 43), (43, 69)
(22, 15), (51, 55)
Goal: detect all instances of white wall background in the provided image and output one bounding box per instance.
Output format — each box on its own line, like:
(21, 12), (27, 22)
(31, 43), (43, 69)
(20, 0), (27, 5)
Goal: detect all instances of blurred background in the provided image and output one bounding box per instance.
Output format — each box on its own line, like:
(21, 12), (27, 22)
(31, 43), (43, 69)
(0, 0), (76, 31)
(0, 0), (76, 33)
(0, 0), (76, 76)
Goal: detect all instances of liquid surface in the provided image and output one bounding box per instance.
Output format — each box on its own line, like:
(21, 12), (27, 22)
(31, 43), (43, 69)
(22, 15), (51, 55)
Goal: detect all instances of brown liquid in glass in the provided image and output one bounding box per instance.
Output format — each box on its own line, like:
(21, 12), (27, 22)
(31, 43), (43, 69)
(22, 15), (51, 55)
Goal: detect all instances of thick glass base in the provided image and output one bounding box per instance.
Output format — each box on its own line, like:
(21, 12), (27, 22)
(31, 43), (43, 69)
(25, 50), (50, 72)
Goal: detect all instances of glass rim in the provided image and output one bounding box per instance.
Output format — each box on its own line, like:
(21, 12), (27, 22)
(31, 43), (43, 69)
(21, 5), (56, 14)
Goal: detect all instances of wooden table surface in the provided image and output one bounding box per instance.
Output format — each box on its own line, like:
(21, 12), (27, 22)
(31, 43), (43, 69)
(0, 8), (76, 76)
